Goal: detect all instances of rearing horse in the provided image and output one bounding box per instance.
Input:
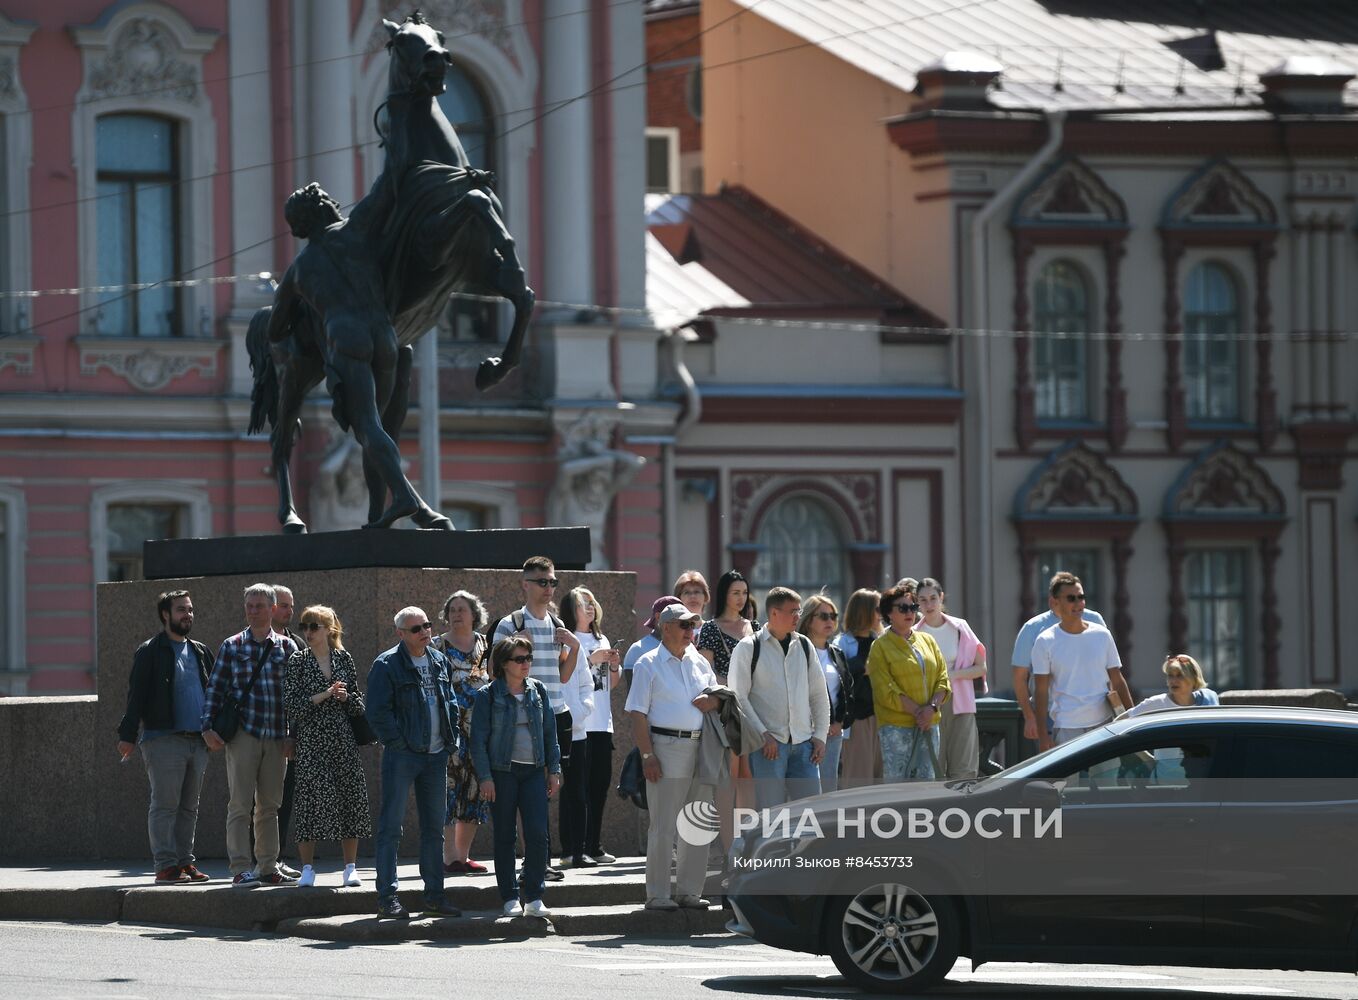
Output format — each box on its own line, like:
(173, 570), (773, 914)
(247, 11), (536, 533)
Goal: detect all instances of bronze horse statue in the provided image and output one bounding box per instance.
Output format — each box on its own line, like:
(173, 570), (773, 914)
(247, 11), (535, 532)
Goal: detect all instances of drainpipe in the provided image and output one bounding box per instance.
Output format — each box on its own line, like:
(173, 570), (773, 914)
(968, 110), (1065, 647)
(661, 325), (702, 587)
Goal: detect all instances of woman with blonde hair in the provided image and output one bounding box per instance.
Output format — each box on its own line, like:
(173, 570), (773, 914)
(431, 589), (490, 875)
(283, 605), (371, 887)
(798, 594), (855, 793)
(1125, 654), (1220, 716)
(832, 588), (883, 787)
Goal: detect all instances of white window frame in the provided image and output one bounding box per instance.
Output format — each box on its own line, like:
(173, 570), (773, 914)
(1184, 547), (1250, 690)
(646, 127), (680, 195)
(89, 480), (211, 584)
(438, 482), (521, 529)
(1182, 259), (1245, 422)
(0, 14), (34, 337)
(0, 482), (27, 688)
(71, 3), (218, 339)
(1032, 257), (1095, 423)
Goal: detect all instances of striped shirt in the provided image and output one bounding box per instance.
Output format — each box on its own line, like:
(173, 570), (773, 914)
(494, 607), (566, 714)
(202, 627), (297, 740)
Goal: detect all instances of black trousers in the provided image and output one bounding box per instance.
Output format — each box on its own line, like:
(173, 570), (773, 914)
(583, 730), (614, 856)
(558, 736), (589, 858)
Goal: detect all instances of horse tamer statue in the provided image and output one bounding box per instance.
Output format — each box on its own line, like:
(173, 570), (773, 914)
(246, 11), (535, 532)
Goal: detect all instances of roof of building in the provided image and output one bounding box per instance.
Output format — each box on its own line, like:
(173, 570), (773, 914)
(644, 188), (943, 328)
(728, 0), (1358, 111)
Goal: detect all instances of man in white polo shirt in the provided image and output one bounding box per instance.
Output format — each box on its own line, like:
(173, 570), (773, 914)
(626, 605), (719, 912)
(1032, 572), (1132, 750)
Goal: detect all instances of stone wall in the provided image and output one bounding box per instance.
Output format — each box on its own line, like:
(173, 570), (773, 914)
(1, 567), (640, 862)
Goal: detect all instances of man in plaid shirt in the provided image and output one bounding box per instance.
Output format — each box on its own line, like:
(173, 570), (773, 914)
(202, 582), (298, 887)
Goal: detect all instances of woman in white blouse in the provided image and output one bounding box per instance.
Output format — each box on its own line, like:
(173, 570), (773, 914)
(561, 586), (621, 864)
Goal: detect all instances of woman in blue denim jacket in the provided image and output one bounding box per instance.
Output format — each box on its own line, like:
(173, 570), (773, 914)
(470, 636), (562, 918)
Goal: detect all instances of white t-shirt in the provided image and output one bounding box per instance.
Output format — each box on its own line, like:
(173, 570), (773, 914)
(918, 621), (959, 669)
(624, 644), (717, 731)
(1030, 623), (1122, 729)
(1012, 608), (1108, 668)
(576, 631), (615, 734)
(816, 646), (842, 711)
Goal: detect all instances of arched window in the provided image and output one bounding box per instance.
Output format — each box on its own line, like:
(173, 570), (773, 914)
(752, 496), (849, 607)
(95, 114), (180, 336)
(1183, 262), (1241, 421)
(438, 63), (499, 344)
(1033, 260), (1091, 421)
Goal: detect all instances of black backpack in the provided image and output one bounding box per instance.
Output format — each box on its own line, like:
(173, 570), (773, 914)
(845, 634), (877, 722)
(747, 631), (815, 675)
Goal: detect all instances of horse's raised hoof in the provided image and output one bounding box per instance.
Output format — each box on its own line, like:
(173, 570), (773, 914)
(475, 356), (509, 390)
(363, 499), (419, 529)
(282, 516), (308, 535)
(412, 507), (455, 530)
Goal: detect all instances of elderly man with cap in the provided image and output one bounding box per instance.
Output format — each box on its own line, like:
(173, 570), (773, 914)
(625, 604), (720, 911)
(622, 595), (684, 692)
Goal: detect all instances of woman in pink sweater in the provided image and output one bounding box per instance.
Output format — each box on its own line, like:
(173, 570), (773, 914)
(914, 578), (988, 780)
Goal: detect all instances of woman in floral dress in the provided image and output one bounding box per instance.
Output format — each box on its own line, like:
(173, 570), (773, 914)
(432, 589), (491, 874)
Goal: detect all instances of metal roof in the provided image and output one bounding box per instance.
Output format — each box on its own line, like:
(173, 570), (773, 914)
(728, 0), (1358, 111)
(645, 188), (942, 327)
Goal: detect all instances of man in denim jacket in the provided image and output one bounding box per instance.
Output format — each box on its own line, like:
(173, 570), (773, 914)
(367, 606), (462, 920)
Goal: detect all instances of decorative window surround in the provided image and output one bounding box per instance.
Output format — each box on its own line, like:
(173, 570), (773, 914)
(1013, 441), (1138, 664)
(75, 335), (223, 392)
(1160, 160), (1279, 453)
(1161, 442), (1285, 687)
(438, 482), (522, 528)
(89, 480), (211, 585)
(70, 3), (218, 339)
(0, 335), (39, 376)
(0, 14), (35, 337)
(0, 482), (27, 690)
(1010, 158), (1130, 452)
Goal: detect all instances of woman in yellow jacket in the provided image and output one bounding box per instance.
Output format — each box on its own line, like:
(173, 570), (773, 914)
(866, 585), (951, 782)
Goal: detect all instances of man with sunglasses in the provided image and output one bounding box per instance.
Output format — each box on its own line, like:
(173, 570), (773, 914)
(1011, 573), (1109, 744)
(1030, 573), (1130, 751)
(366, 606), (462, 920)
(626, 604), (720, 910)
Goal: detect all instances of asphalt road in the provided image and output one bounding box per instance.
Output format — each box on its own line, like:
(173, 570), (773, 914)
(3, 920), (1355, 1000)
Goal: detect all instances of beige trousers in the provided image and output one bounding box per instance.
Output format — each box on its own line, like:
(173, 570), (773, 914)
(645, 733), (712, 902)
(224, 729), (287, 876)
(936, 700), (980, 780)
(839, 715), (883, 788)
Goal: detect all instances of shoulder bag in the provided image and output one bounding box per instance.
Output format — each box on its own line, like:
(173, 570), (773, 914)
(211, 638), (274, 742)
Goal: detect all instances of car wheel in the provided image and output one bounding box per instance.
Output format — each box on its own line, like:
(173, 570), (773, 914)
(825, 883), (959, 993)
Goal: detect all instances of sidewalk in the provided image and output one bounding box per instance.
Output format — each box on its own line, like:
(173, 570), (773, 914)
(0, 858), (731, 941)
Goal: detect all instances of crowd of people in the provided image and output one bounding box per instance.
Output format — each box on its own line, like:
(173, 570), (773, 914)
(115, 559), (1218, 917)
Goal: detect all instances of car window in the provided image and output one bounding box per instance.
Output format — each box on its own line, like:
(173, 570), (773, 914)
(1057, 738), (1218, 795)
(1234, 733), (1358, 780)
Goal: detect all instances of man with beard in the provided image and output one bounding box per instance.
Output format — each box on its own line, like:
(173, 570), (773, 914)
(117, 590), (215, 884)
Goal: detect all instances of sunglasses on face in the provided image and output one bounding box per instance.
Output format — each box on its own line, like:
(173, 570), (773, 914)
(814, 611), (839, 622)
(894, 603), (921, 615)
(526, 577), (558, 588)
(1061, 593), (1087, 603)
(507, 654), (533, 664)
(403, 622), (433, 633)
(300, 622), (324, 632)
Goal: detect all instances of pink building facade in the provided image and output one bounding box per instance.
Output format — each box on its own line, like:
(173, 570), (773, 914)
(0, 0), (665, 694)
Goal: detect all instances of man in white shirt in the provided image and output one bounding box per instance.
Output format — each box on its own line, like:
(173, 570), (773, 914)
(1031, 573), (1132, 750)
(728, 587), (830, 812)
(1011, 581), (1108, 742)
(626, 605), (719, 911)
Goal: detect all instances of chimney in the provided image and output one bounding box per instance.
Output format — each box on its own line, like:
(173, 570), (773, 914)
(914, 51), (1003, 111)
(1260, 56), (1354, 114)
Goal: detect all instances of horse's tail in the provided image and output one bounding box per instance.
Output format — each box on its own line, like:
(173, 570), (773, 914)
(246, 306), (278, 436)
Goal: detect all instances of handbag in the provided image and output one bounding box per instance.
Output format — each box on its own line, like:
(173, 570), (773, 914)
(348, 709), (378, 746)
(616, 746), (648, 810)
(212, 638), (274, 742)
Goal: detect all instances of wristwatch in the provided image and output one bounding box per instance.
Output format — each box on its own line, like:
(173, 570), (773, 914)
(642, 752), (654, 761)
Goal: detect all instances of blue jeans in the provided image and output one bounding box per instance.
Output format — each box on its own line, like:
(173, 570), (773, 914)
(820, 732), (844, 794)
(490, 763), (549, 903)
(880, 724), (939, 782)
(748, 738), (821, 811)
(376, 747), (449, 904)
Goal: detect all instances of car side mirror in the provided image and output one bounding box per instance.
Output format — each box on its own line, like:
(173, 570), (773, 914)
(1022, 780), (1062, 809)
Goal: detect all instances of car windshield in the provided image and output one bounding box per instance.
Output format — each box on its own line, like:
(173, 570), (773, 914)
(972, 725), (1115, 786)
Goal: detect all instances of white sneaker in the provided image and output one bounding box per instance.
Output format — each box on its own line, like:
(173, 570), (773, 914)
(523, 899), (551, 918)
(297, 865), (316, 888)
(342, 864), (361, 887)
(501, 899), (524, 918)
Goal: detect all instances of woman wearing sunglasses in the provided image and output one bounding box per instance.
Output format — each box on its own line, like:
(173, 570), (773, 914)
(469, 636), (562, 919)
(866, 586), (951, 782)
(1125, 654), (1219, 716)
(283, 605), (371, 887)
(798, 595), (855, 793)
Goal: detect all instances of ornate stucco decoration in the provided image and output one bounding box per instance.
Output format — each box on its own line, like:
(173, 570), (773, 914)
(0, 337), (37, 376)
(1013, 441), (1137, 520)
(1163, 441), (1285, 520)
(76, 337), (222, 392)
(548, 413), (646, 569)
(71, 3), (218, 108)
